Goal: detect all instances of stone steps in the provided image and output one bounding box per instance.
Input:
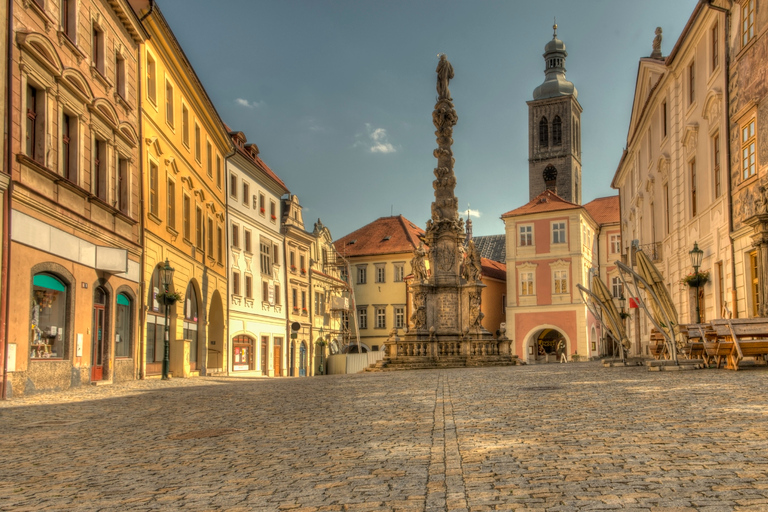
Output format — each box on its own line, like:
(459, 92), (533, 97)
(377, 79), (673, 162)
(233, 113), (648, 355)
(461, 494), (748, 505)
(365, 356), (519, 372)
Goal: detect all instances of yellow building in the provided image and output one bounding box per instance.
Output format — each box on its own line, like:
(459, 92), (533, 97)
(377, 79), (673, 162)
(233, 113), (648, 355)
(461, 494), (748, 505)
(130, 2), (230, 378)
(334, 216), (423, 351)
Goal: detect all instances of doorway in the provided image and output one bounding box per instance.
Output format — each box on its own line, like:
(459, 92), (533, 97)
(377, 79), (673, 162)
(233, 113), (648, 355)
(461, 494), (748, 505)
(91, 287), (107, 381)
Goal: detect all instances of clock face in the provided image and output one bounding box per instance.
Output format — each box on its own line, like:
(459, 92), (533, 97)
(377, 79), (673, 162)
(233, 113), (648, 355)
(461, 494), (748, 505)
(543, 166), (557, 182)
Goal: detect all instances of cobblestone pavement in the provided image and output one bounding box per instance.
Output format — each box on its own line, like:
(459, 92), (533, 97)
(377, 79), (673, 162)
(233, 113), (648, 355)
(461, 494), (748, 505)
(2, 362), (768, 511)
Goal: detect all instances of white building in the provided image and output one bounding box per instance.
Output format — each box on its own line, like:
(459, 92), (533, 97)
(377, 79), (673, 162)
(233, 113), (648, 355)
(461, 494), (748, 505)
(226, 130), (289, 376)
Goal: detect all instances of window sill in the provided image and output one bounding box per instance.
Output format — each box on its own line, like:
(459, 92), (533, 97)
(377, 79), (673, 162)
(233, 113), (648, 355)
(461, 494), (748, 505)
(148, 212), (162, 226)
(166, 225), (179, 236)
(24, 0), (56, 30)
(57, 31), (86, 62)
(182, 237), (193, 247)
(114, 92), (133, 112)
(735, 174), (758, 194)
(735, 37), (757, 62)
(90, 65), (112, 91)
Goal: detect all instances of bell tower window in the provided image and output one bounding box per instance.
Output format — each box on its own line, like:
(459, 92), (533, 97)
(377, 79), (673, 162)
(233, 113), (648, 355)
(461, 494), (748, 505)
(552, 116), (562, 145)
(539, 117), (548, 147)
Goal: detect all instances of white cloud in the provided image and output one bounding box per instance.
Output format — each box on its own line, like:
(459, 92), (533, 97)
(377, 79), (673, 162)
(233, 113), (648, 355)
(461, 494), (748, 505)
(355, 123), (396, 154)
(235, 98), (263, 109)
(301, 117), (326, 133)
(464, 208), (482, 218)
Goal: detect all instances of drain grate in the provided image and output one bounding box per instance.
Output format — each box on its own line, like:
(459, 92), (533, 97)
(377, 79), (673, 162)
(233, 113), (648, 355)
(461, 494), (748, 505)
(521, 386), (562, 391)
(26, 419), (85, 427)
(167, 428), (240, 440)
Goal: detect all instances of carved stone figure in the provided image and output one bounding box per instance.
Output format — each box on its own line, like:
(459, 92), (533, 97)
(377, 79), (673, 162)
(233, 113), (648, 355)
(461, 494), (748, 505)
(462, 240), (482, 282)
(436, 54), (454, 99)
(758, 185), (768, 215)
(411, 292), (427, 330)
(469, 293), (483, 328)
(411, 242), (429, 282)
(651, 27), (663, 59)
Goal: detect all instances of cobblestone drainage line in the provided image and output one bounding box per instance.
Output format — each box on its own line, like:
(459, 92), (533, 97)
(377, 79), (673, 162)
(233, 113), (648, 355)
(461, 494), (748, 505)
(167, 428), (241, 440)
(25, 419), (85, 427)
(520, 386), (563, 391)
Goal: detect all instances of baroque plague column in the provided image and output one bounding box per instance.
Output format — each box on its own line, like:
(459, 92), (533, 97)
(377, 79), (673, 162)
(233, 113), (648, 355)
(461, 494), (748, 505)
(386, 56), (512, 365)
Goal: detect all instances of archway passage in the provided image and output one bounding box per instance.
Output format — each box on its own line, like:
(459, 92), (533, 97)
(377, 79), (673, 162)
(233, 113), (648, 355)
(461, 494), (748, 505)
(208, 290), (224, 374)
(528, 328), (566, 364)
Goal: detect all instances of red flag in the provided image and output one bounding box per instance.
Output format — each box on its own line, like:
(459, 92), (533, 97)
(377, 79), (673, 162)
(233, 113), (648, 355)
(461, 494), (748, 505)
(629, 297), (639, 308)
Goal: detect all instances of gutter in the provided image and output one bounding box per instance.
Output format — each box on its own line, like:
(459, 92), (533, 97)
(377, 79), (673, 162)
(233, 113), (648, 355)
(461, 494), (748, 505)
(136, 33), (146, 378)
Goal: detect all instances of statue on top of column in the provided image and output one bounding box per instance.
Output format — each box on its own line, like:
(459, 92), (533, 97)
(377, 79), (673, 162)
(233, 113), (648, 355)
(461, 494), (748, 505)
(436, 54), (454, 100)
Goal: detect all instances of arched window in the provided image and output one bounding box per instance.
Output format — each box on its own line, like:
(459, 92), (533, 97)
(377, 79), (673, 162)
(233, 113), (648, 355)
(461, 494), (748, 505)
(31, 273), (68, 359)
(233, 334), (254, 371)
(145, 267), (165, 374)
(184, 284), (199, 369)
(539, 117), (548, 147)
(115, 293), (132, 358)
(552, 116), (562, 145)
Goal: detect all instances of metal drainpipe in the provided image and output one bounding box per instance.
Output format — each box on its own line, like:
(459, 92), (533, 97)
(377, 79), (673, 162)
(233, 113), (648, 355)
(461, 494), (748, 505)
(703, 0), (737, 317)
(223, 147), (234, 375)
(140, 0), (155, 22)
(136, 29), (147, 380)
(1, 0), (13, 399)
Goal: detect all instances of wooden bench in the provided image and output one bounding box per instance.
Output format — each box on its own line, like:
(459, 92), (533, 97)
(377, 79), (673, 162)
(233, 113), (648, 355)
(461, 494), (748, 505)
(649, 329), (668, 360)
(711, 319), (768, 370)
(680, 323), (714, 361)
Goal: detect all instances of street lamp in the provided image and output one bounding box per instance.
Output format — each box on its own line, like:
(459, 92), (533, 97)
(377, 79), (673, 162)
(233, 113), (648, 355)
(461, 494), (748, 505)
(618, 294), (626, 317)
(160, 258), (175, 380)
(317, 327), (325, 375)
(689, 242), (704, 324)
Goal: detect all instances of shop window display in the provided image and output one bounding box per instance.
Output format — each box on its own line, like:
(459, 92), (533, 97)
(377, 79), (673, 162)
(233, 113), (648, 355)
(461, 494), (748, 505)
(233, 334), (254, 371)
(30, 273), (67, 359)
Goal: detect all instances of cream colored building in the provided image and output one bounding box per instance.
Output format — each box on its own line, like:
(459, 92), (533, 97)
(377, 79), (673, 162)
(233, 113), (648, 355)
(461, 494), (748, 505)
(612, 3), (731, 340)
(334, 216), (423, 352)
(226, 129), (289, 376)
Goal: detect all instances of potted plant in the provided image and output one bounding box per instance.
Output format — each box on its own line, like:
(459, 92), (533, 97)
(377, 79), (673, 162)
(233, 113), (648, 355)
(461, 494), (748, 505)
(271, 214), (277, 220)
(680, 270), (709, 287)
(302, 307), (307, 314)
(260, 207), (265, 214)
(619, 311), (630, 320)
(157, 291), (182, 305)
(291, 264), (297, 271)
(300, 268), (306, 274)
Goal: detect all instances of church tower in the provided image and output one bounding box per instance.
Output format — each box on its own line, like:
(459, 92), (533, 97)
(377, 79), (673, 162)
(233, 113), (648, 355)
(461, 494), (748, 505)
(527, 23), (583, 204)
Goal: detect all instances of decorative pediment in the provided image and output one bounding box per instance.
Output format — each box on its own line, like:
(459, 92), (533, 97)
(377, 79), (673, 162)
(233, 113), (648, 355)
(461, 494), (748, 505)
(117, 122), (138, 147)
(645, 174), (655, 193)
(180, 176), (195, 190)
(245, 143), (259, 159)
(91, 98), (119, 129)
(206, 201), (217, 213)
(17, 32), (63, 75)
(164, 156), (180, 174)
(60, 68), (94, 102)
(683, 124), (699, 153)
(215, 212), (225, 222)
(517, 262), (538, 271)
(549, 259), (570, 270)
(194, 189), (206, 202)
(657, 154), (670, 180)
(702, 89), (723, 125)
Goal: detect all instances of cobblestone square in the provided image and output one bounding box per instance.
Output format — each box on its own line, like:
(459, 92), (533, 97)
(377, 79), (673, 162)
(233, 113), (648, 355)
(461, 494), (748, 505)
(2, 362), (768, 511)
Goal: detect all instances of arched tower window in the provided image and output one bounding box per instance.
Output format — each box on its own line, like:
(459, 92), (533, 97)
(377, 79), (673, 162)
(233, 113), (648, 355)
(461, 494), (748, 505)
(539, 117), (548, 147)
(552, 116), (562, 145)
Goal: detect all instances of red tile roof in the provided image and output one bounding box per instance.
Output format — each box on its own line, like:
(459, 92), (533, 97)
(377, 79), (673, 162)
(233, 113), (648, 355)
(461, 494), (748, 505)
(226, 126), (289, 194)
(501, 190), (580, 218)
(583, 195), (620, 225)
(481, 258), (506, 282)
(334, 215), (424, 257)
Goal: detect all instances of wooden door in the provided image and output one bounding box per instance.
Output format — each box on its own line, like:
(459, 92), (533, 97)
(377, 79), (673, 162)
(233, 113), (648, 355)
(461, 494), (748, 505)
(91, 305), (105, 381)
(273, 346), (282, 376)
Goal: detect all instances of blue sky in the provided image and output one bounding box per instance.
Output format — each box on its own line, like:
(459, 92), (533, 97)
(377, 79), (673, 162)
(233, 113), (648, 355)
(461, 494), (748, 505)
(159, 0), (698, 239)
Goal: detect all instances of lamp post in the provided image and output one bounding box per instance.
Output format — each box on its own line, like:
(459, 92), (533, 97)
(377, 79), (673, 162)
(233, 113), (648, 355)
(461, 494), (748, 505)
(689, 242), (704, 324)
(160, 258), (175, 380)
(317, 327), (325, 375)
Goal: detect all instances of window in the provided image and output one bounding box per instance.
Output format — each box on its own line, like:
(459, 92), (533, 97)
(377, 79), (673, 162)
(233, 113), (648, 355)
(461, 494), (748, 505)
(61, 0), (76, 40)
(519, 225), (532, 246)
(92, 24), (104, 75)
(181, 105), (189, 147)
(301, 290), (307, 310)
(165, 80), (174, 127)
(166, 178), (175, 228)
(117, 158), (129, 214)
(259, 193), (265, 214)
(244, 230), (252, 253)
(194, 123), (201, 163)
(711, 22), (719, 71)
(751, 250), (760, 316)
(688, 60), (695, 105)
(358, 307), (368, 330)
(690, 159), (697, 217)
(552, 222), (566, 244)
(217, 226), (223, 263)
(539, 116), (548, 147)
(520, 271), (534, 296)
(261, 281), (269, 304)
(340, 267), (348, 282)
(395, 306), (405, 329)
(300, 255), (306, 272)
(375, 307), (386, 329)
(552, 116), (562, 145)
(26, 84), (44, 163)
(273, 245), (279, 266)
(394, 264), (404, 282)
(375, 264), (386, 283)
(742, 118), (756, 180)
(183, 194), (191, 241)
(115, 54), (126, 99)
(206, 142), (212, 177)
(314, 292), (325, 315)
(216, 155), (221, 189)
(230, 174), (237, 199)
(270, 200), (276, 220)
(275, 284), (280, 305)
(207, 217), (213, 255)
(260, 242), (272, 274)
(243, 182), (249, 206)
(115, 293), (132, 358)
(290, 251), (296, 270)
(357, 266), (367, 284)
(661, 100), (667, 138)
(61, 112), (77, 183)
(743, 0), (755, 47)
(610, 234), (620, 254)
(146, 53), (156, 104)
(663, 183), (670, 235)
(149, 161), (159, 216)
(292, 288), (298, 309)
(30, 273), (68, 359)
(611, 276), (623, 298)
(245, 275), (252, 299)
(553, 270), (568, 294)
(195, 206), (203, 250)
(94, 138), (107, 201)
(232, 271), (240, 296)
(231, 223), (239, 248)
(713, 133), (721, 198)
